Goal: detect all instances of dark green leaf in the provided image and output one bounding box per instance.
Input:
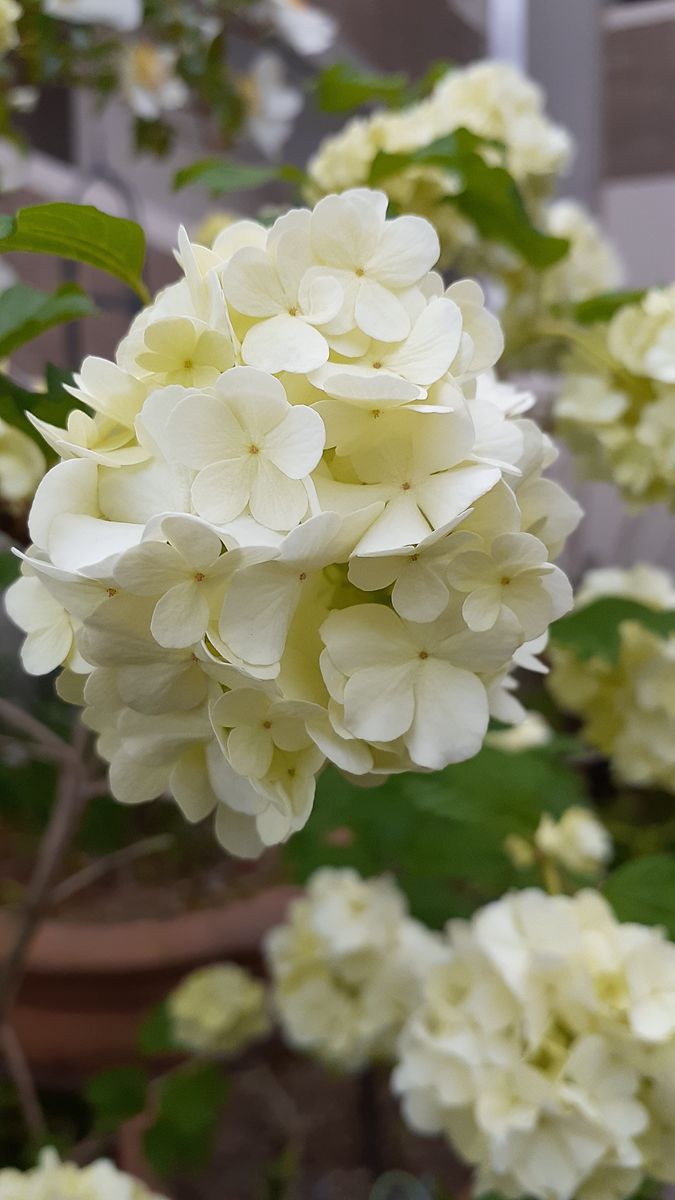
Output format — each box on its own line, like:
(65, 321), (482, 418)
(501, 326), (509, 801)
(564, 289), (648, 326)
(0, 550), (19, 588)
(143, 1063), (229, 1177)
(138, 1002), (178, 1056)
(0, 204), (149, 302)
(0, 364), (83, 456)
(604, 855), (675, 938)
(369, 129), (569, 269)
(551, 598), (675, 665)
(315, 62), (408, 113)
(85, 1066), (148, 1133)
(173, 157), (278, 195)
(0, 283), (96, 358)
(286, 747), (586, 929)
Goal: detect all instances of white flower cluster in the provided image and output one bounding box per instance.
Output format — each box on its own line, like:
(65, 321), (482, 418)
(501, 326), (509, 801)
(168, 962), (270, 1055)
(307, 61), (572, 265)
(556, 286), (675, 508)
(502, 200), (623, 353)
(265, 867), (445, 1071)
(506, 805), (612, 879)
(6, 189), (577, 857)
(0, 417), (45, 506)
(394, 887), (675, 1200)
(0, 1148), (166, 1200)
(548, 564), (675, 793)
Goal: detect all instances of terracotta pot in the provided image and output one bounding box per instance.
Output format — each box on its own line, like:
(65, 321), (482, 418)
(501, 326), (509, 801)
(0, 884), (297, 1077)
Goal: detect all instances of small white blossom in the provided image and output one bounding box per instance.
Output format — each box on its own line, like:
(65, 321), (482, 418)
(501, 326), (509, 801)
(535, 807), (613, 877)
(0, 1148), (166, 1200)
(168, 963), (270, 1054)
(266, 868), (445, 1070)
(241, 52), (303, 161)
(121, 42), (188, 120)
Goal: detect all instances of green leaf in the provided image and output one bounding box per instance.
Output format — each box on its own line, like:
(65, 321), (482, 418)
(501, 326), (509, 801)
(143, 1063), (229, 1177)
(85, 1066), (148, 1133)
(369, 129), (569, 269)
(0, 283), (96, 359)
(173, 157), (279, 195)
(551, 598), (675, 665)
(315, 62), (409, 113)
(604, 855), (675, 938)
(564, 288), (648, 326)
(286, 747), (586, 929)
(0, 550), (20, 588)
(138, 1002), (178, 1057)
(0, 204), (149, 302)
(0, 364), (83, 456)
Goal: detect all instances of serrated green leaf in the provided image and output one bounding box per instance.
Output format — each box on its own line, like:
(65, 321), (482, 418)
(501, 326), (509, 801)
(143, 1063), (229, 1177)
(138, 1002), (178, 1056)
(564, 288), (648, 326)
(369, 129), (568, 269)
(85, 1066), (148, 1133)
(551, 598), (675, 665)
(315, 62), (409, 113)
(0, 282), (96, 358)
(603, 855), (675, 938)
(173, 157), (278, 195)
(0, 204), (149, 302)
(0, 550), (20, 588)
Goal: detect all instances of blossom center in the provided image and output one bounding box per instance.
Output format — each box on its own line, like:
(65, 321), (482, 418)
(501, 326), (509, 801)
(372, 360), (383, 369)
(262, 720), (272, 729)
(371, 408), (381, 419)
(194, 572), (206, 583)
(106, 587), (117, 598)
(418, 650), (429, 660)
(183, 358), (194, 370)
(401, 481), (412, 491)
(500, 575), (511, 586)
(248, 444), (260, 455)
(409, 553), (419, 562)
(288, 305), (299, 316)
(355, 267), (365, 277)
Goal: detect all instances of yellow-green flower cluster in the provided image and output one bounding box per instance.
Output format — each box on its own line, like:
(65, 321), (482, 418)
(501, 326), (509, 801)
(556, 287), (675, 508)
(168, 963), (270, 1055)
(548, 565), (675, 792)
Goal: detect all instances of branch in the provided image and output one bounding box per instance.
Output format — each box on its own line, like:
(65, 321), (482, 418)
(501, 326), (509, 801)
(0, 722), (89, 1028)
(0, 698), (79, 767)
(51, 834), (173, 907)
(1, 1024), (46, 1136)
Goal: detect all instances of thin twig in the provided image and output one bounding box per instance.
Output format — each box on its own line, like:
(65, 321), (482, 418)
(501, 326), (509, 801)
(0, 698), (78, 768)
(1, 1024), (46, 1136)
(51, 834), (174, 907)
(0, 722), (89, 1029)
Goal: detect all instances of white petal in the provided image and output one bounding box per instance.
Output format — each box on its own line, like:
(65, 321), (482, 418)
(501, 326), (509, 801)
(369, 215), (439, 287)
(114, 541), (186, 595)
(191, 458), (254, 524)
(249, 461), (309, 530)
(242, 314), (329, 374)
(151, 581), (210, 648)
(407, 659), (488, 769)
(214, 804), (266, 859)
(222, 246), (286, 316)
(220, 565), (301, 666)
(227, 724), (274, 779)
(263, 404), (325, 478)
(343, 661), (417, 742)
(166, 393), (247, 469)
(320, 604), (414, 673)
(385, 299), (463, 386)
(463, 584), (503, 631)
(393, 564), (449, 623)
(355, 277), (411, 343)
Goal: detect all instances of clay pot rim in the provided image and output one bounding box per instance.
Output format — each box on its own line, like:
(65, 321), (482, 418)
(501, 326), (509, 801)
(0, 883), (298, 975)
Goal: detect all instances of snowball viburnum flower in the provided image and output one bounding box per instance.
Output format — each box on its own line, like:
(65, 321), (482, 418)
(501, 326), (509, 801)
(5, 190), (576, 855)
(447, 531), (572, 638)
(164, 367), (325, 528)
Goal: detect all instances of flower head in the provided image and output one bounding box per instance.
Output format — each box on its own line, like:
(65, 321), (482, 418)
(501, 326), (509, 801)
(6, 191), (576, 855)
